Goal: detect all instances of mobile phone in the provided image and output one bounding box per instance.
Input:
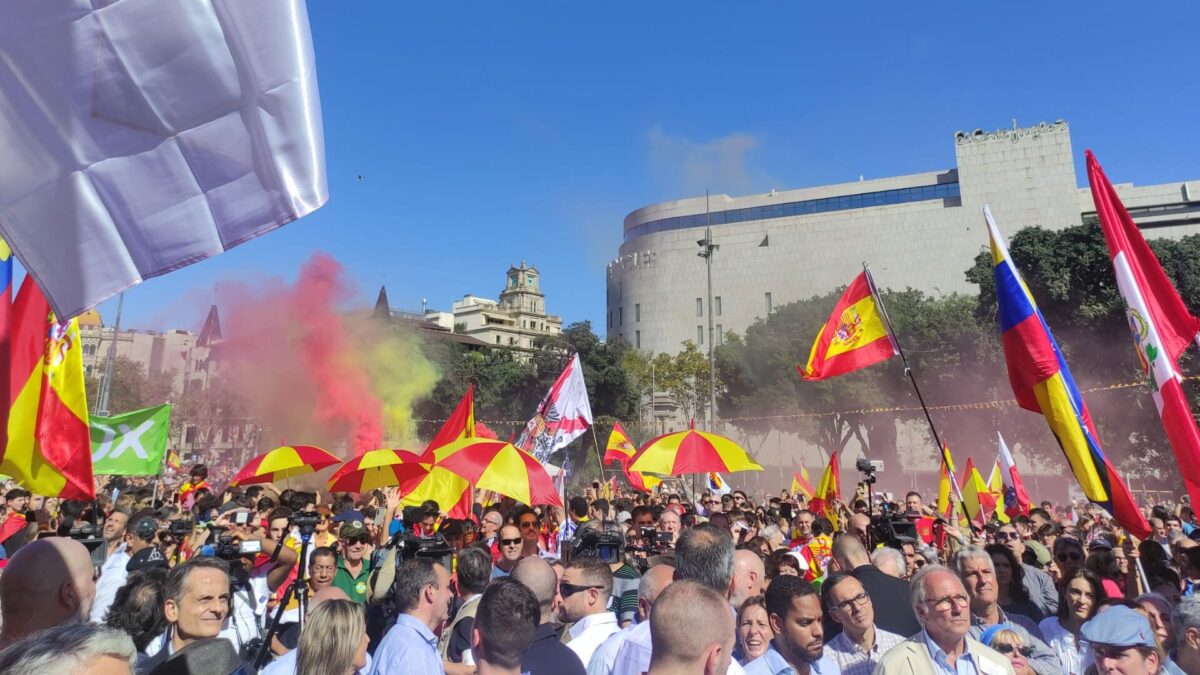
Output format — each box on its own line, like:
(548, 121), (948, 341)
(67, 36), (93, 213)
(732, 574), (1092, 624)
(234, 512), (250, 525)
(780, 503), (794, 520)
(239, 540), (262, 555)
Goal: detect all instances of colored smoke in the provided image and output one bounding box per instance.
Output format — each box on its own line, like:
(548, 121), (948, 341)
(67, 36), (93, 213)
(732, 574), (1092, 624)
(214, 252), (438, 454)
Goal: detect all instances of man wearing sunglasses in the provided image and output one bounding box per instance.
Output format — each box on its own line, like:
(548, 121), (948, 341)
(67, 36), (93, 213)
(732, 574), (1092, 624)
(995, 524), (1058, 617)
(952, 547), (1060, 675)
(334, 519), (375, 603)
(559, 558), (619, 667)
(493, 524), (523, 579)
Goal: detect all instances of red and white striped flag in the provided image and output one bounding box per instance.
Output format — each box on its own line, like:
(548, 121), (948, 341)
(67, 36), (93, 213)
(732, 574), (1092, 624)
(1087, 150), (1200, 506)
(996, 433), (1031, 518)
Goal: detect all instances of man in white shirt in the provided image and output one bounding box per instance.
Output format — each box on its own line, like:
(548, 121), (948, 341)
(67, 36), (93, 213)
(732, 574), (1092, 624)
(91, 512), (159, 622)
(560, 558), (620, 666)
(588, 563), (674, 675)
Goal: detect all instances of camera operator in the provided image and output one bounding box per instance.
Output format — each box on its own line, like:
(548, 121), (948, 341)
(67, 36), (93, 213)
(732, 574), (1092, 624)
(91, 511), (161, 622)
(209, 508), (298, 658)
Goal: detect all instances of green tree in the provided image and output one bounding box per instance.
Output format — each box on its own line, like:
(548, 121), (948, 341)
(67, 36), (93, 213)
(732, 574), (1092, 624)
(88, 356), (176, 416)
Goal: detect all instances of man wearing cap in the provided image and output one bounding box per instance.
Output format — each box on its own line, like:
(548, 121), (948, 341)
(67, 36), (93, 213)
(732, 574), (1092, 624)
(1081, 604), (1164, 674)
(995, 523), (1058, 617)
(335, 518), (375, 603)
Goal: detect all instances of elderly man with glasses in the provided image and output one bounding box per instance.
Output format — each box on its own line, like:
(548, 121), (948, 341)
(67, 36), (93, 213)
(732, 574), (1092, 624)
(874, 565), (1015, 675)
(995, 523), (1058, 617)
(952, 546), (1061, 675)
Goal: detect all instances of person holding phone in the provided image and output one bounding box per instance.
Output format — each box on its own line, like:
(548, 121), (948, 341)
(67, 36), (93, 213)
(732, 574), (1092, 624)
(213, 508), (298, 657)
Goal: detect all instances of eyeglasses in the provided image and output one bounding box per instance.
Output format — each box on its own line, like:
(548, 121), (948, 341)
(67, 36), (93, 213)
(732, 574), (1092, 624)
(995, 531), (1021, 541)
(926, 594), (970, 611)
(1056, 551), (1082, 562)
(500, 538), (522, 546)
(993, 644), (1033, 657)
(833, 592), (870, 613)
(519, 520), (538, 529)
(560, 582), (605, 598)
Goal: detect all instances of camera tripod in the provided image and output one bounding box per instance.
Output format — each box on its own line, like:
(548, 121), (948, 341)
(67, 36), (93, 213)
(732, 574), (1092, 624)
(252, 530), (312, 670)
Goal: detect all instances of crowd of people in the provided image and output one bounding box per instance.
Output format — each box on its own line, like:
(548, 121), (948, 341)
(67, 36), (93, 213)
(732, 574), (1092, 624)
(0, 462), (1198, 675)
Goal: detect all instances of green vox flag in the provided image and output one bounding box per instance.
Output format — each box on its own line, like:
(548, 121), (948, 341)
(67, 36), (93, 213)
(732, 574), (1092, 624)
(90, 404), (172, 476)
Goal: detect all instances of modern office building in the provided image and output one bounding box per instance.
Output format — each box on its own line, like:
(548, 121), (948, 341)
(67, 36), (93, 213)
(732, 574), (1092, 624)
(608, 120), (1200, 356)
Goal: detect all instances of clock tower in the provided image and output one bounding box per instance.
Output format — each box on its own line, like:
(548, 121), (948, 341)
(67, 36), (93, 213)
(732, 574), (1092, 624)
(499, 260), (544, 315)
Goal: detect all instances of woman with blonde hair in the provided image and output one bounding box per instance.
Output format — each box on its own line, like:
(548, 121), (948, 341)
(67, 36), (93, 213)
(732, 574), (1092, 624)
(296, 599), (368, 675)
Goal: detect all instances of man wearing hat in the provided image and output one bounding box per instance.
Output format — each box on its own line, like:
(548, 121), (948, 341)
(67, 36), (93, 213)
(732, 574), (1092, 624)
(335, 518), (375, 603)
(1081, 604), (1164, 674)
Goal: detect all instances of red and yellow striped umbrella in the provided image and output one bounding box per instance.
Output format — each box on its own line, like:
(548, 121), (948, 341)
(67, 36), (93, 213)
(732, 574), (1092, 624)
(629, 423), (763, 476)
(327, 449), (427, 493)
(398, 465), (473, 518)
(430, 438), (562, 507)
(230, 445), (341, 486)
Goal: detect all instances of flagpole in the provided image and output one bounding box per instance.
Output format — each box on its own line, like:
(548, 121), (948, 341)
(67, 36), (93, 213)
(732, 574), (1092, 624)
(865, 262), (976, 532)
(590, 425), (606, 483)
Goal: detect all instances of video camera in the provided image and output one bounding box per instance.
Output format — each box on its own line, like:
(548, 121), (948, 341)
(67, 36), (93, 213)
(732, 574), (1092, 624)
(290, 512), (322, 538)
(394, 532), (453, 565)
(213, 534), (262, 561)
(169, 519), (194, 538)
(569, 527), (624, 564)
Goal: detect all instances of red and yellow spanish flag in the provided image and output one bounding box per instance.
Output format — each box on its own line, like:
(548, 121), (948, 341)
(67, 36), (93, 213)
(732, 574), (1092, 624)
(961, 458), (997, 527)
(937, 442), (964, 523)
(799, 270), (898, 381)
(986, 460), (1011, 524)
(605, 421), (660, 493)
(421, 383), (475, 459)
(808, 452), (840, 528)
(0, 276), (94, 499)
(791, 466), (814, 500)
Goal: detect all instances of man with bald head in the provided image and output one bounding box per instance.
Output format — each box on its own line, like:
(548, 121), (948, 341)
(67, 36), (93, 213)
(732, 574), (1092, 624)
(732, 550), (766, 612)
(826, 532), (919, 639)
(588, 563), (674, 675)
(646, 581), (734, 675)
(0, 536), (96, 648)
(511, 556), (586, 675)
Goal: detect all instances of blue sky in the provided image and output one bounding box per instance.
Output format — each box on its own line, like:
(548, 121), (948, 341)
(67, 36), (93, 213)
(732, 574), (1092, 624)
(93, 2), (1199, 336)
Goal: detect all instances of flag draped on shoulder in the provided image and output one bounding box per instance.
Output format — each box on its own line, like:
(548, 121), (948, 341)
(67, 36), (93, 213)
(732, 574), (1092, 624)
(517, 354), (593, 464)
(791, 467), (815, 500)
(91, 404), (172, 476)
(985, 205), (1149, 538)
(0, 0), (328, 318)
(808, 452), (840, 528)
(799, 270), (898, 381)
(1087, 151), (1200, 508)
(996, 433), (1031, 518)
(604, 422), (660, 493)
(0, 276), (94, 499)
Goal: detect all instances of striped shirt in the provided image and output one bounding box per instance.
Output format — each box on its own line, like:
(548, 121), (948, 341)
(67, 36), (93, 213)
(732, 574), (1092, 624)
(825, 626), (906, 675)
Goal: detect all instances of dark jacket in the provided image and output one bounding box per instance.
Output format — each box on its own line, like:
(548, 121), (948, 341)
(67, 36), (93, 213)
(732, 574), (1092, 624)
(825, 563), (922, 640)
(522, 623), (586, 675)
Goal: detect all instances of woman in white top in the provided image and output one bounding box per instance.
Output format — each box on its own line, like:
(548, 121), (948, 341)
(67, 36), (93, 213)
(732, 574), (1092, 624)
(1037, 569), (1106, 675)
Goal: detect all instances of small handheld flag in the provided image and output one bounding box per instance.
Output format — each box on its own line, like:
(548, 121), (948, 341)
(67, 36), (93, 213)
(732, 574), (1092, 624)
(799, 271), (898, 381)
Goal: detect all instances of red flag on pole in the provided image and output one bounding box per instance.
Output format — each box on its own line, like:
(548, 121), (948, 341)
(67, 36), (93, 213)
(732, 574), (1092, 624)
(1087, 150), (1200, 507)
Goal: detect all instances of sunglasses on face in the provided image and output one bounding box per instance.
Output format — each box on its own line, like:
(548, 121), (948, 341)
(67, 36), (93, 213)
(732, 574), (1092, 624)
(345, 535), (371, 545)
(995, 531), (1021, 541)
(1056, 551), (1082, 562)
(993, 644), (1033, 657)
(559, 582), (605, 598)
(519, 520), (538, 529)
(500, 538), (522, 546)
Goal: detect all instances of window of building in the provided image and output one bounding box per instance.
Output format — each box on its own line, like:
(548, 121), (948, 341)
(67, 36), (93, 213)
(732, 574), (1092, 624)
(635, 303), (641, 322)
(495, 336), (501, 344)
(635, 330), (641, 349)
(715, 296), (722, 316)
(696, 298), (703, 317)
(697, 325), (704, 345)
(765, 292), (773, 314)
(716, 324), (723, 345)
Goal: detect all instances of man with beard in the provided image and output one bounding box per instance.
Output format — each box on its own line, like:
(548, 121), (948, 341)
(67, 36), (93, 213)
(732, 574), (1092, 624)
(874, 565), (1013, 675)
(91, 508), (129, 569)
(646, 581), (735, 675)
(745, 575), (835, 674)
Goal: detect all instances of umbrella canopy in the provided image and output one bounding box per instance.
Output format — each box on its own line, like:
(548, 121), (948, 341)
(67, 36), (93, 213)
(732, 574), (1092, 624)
(398, 466), (473, 518)
(230, 445), (341, 486)
(431, 438), (562, 507)
(629, 424), (763, 476)
(327, 449), (427, 493)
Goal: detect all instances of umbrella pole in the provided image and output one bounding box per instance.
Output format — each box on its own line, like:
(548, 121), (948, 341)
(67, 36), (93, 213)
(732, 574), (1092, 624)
(589, 426), (606, 483)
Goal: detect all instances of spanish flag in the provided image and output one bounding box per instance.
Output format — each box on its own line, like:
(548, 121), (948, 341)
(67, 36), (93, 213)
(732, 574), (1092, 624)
(808, 452), (840, 528)
(0, 276), (94, 499)
(986, 460), (1011, 524)
(961, 458), (997, 527)
(605, 422), (660, 493)
(937, 443), (964, 523)
(799, 270), (898, 381)
(791, 467), (814, 500)
(410, 385), (477, 518)
(422, 383), (475, 459)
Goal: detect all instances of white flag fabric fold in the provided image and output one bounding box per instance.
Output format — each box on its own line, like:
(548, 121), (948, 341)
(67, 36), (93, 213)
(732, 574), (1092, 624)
(517, 353), (594, 464)
(0, 0), (327, 318)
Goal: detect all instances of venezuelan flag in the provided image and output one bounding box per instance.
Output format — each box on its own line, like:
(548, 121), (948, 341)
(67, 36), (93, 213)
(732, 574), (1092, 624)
(985, 205), (1149, 538)
(0, 275), (94, 499)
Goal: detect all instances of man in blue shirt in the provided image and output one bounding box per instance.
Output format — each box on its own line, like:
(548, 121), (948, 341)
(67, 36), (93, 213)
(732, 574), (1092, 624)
(369, 558), (453, 675)
(744, 575), (838, 675)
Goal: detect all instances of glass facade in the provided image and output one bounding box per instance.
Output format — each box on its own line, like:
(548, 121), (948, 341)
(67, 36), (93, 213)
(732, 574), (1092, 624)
(624, 181), (960, 243)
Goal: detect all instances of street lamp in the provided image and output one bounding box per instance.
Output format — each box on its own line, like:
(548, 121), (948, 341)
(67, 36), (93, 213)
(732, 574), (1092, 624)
(696, 192), (718, 432)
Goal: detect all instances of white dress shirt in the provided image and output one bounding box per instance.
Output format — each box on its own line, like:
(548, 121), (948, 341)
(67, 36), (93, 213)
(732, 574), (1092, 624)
(90, 543), (130, 622)
(567, 611), (621, 668)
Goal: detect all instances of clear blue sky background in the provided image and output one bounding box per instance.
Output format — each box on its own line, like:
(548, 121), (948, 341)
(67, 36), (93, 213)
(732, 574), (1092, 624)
(94, 2), (1199, 337)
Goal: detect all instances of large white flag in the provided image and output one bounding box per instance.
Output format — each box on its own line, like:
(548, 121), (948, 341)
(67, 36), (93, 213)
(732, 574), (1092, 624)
(0, 0), (327, 318)
(517, 353), (594, 464)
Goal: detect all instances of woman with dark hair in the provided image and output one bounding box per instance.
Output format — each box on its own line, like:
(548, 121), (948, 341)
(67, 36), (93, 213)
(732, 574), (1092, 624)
(986, 543), (1043, 621)
(1083, 548), (1124, 599)
(1037, 569), (1106, 675)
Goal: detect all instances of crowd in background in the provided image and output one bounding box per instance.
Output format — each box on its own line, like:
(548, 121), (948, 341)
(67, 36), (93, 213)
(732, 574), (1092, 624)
(0, 463), (1197, 675)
